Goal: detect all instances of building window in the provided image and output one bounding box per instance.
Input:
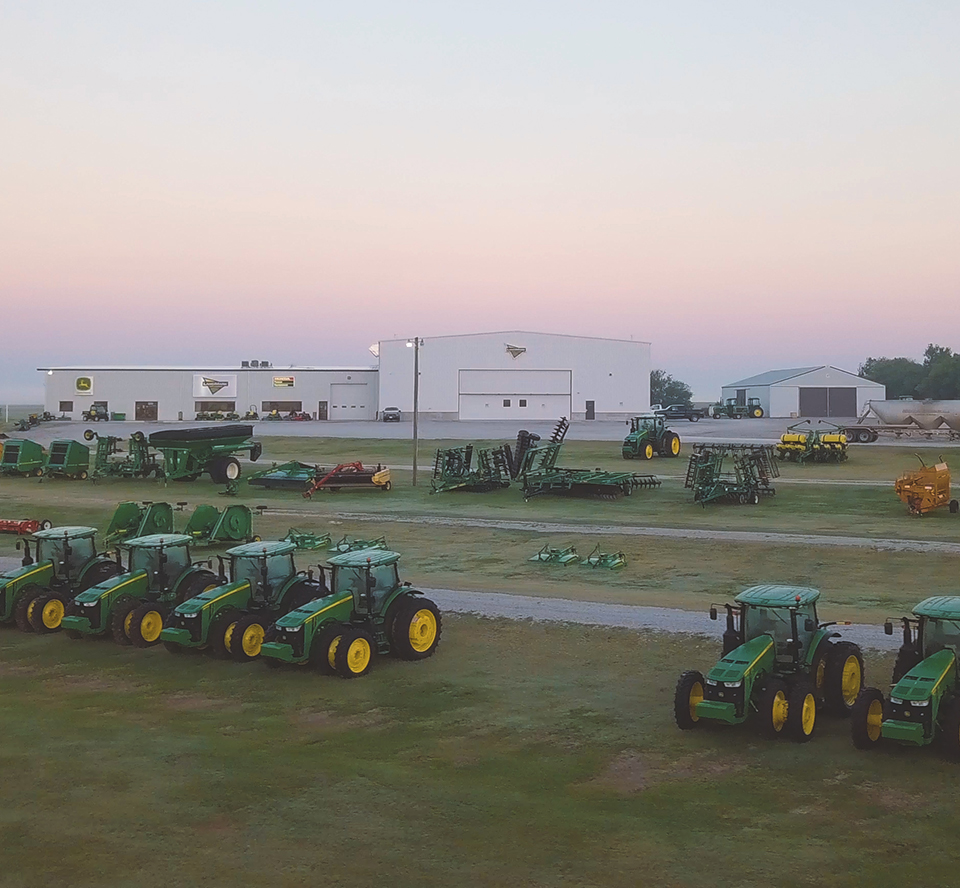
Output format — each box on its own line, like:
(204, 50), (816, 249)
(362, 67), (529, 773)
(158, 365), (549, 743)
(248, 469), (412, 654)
(59, 401), (73, 413)
(519, 399), (527, 408)
(261, 400), (303, 413)
(503, 399), (511, 407)
(195, 401), (236, 412)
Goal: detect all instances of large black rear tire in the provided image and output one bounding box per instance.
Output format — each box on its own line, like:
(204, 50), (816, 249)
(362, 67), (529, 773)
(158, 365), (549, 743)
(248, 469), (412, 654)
(390, 598), (441, 661)
(824, 642), (864, 716)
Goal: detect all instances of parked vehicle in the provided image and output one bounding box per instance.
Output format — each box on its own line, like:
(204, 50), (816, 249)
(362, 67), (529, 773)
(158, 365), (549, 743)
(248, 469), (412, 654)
(381, 407), (402, 422)
(654, 404), (705, 422)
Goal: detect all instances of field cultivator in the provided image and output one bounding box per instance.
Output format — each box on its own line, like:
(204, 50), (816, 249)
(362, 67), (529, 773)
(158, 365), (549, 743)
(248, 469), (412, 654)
(247, 461), (391, 493)
(148, 425), (262, 483)
(42, 440), (90, 480)
(894, 456), (958, 516)
(182, 504), (259, 546)
(529, 544), (581, 565)
(685, 444), (779, 505)
(282, 528), (331, 550)
(776, 421), (848, 464)
(104, 501), (174, 544)
(430, 444), (511, 493)
(581, 545), (627, 569)
(0, 440), (45, 477)
(87, 430), (162, 479)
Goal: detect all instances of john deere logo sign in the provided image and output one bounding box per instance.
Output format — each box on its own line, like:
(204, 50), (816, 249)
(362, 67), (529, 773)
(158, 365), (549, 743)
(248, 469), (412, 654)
(193, 374), (237, 398)
(505, 344), (526, 359)
(75, 376), (93, 393)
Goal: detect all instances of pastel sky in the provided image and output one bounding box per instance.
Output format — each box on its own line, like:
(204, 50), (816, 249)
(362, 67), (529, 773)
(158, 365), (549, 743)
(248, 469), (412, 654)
(2, 1), (958, 402)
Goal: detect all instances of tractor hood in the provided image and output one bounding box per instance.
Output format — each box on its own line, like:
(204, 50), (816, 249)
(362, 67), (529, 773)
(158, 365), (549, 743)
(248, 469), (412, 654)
(891, 648), (956, 702)
(706, 634), (775, 683)
(72, 570), (144, 604)
(174, 580), (251, 615)
(274, 591), (352, 629)
(0, 560), (53, 590)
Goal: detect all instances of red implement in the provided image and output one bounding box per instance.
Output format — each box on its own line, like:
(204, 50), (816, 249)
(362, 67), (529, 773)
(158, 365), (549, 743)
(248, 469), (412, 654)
(0, 518), (51, 535)
(303, 462), (366, 499)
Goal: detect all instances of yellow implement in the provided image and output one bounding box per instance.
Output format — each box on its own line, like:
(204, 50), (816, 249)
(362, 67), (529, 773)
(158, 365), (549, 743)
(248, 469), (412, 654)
(895, 456), (958, 515)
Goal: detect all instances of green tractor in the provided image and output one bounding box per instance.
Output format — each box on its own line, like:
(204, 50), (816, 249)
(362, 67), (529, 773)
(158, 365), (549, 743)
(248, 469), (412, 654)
(59, 534), (219, 646)
(713, 398), (765, 419)
(621, 414), (681, 460)
(674, 585), (864, 742)
(1, 527), (123, 633)
(260, 547), (441, 679)
(851, 597), (960, 756)
(159, 540), (324, 661)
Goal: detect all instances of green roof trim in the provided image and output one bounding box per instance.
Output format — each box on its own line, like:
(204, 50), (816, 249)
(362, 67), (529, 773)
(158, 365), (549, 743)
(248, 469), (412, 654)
(123, 534), (193, 548)
(31, 526), (97, 540)
(328, 548), (400, 568)
(226, 540), (296, 557)
(913, 597), (960, 620)
(735, 584), (821, 607)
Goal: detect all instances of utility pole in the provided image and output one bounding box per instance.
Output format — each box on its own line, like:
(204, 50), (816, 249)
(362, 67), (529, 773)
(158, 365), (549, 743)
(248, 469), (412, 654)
(407, 338), (423, 486)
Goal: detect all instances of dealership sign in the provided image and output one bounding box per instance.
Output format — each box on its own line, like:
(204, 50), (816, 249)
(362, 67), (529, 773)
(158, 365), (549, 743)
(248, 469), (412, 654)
(75, 376), (94, 394)
(273, 376), (295, 387)
(193, 374), (237, 398)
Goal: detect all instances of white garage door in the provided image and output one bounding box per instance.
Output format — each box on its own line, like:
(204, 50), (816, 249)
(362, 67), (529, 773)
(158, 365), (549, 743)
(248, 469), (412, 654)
(458, 370), (571, 420)
(329, 384), (375, 420)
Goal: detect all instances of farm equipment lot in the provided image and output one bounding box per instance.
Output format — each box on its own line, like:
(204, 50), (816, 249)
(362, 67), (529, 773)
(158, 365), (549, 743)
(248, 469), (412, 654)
(2, 433), (960, 886)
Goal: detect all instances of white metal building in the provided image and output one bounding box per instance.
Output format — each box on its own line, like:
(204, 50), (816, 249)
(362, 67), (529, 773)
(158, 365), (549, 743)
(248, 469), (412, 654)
(721, 366), (886, 418)
(377, 331), (650, 421)
(39, 364), (379, 422)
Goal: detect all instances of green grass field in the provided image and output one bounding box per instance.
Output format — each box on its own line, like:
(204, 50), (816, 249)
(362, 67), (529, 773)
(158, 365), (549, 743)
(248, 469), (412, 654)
(2, 433), (959, 886)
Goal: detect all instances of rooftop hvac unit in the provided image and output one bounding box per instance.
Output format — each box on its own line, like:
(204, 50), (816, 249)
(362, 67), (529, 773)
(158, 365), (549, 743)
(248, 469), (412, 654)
(250, 360), (260, 368)
(241, 361), (250, 368)
(260, 360), (271, 368)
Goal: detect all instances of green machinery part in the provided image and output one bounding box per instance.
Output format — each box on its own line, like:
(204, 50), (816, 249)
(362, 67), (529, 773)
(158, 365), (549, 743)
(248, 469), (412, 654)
(333, 535), (388, 553)
(776, 421), (849, 465)
(104, 502), (174, 544)
(282, 528), (332, 550)
(430, 444), (512, 493)
(580, 545), (627, 569)
(0, 439), (46, 477)
(684, 444), (779, 506)
(86, 430), (161, 479)
(182, 504), (257, 546)
(42, 440), (90, 480)
(529, 544), (581, 565)
(147, 425), (262, 483)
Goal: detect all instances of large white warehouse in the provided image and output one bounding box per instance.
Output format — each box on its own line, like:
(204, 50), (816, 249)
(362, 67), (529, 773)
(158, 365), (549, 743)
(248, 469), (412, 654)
(39, 331), (651, 422)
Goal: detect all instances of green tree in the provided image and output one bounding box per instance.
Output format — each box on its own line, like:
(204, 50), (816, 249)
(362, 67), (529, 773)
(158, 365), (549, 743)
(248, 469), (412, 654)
(919, 346), (960, 399)
(650, 369), (693, 407)
(858, 356), (924, 399)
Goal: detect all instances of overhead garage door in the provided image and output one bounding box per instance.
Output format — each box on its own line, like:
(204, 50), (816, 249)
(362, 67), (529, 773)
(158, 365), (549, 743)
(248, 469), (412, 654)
(329, 384), (375, 420)
(798, 387), (857, 418)
(458, 369), (571, 420)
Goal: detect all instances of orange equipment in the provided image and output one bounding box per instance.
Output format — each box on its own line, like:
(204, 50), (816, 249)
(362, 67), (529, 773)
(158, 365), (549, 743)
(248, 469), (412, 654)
(894, 456), (959, 516)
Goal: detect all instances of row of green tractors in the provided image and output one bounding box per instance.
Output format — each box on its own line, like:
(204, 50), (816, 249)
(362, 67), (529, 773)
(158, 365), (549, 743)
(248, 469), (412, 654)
(675, 584), (960, 757)
(1, 527), (440, 678)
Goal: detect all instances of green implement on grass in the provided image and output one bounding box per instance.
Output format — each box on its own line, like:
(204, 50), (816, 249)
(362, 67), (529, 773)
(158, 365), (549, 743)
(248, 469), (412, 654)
(621, 414), (682, 461)
(529, 544), (580, 565)
(260, 547), (442, 678)
(182, 504), (259, 546)
(776, 421), (849, 465)
(59, 534), (219, 645)
(282, 528), (331, 550)
(104, 501), (174, 545)
(430, 445), (512, 493)
(851, 597), (960, 757)
(674, 585), (864, 743)
(148, 425), (262, 482)
(580, 545), (626, 569)
(684, 443), (779, 505)
(2, 526), (122, 634)
(86, 430), (162, 479)
(0, 439), (45, 477)
(42, 440), (90, 480)
(159, 541), (324, 661)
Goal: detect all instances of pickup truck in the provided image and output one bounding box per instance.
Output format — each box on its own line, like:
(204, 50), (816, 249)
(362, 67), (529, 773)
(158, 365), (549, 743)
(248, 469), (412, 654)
(653, 404), (705, 422)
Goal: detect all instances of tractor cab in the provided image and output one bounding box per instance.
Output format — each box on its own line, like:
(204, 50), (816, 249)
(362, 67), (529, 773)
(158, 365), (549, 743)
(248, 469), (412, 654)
(226, 540), (297, 605)
(328, 547), (402, 615)
(627, 414), (664, 435)
(24, 526), (98, 580)
(124, 534), (193, 593)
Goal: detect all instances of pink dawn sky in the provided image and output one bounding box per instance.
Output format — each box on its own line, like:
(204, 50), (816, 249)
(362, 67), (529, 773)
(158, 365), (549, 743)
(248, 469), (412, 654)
(1, 2), (958, 402)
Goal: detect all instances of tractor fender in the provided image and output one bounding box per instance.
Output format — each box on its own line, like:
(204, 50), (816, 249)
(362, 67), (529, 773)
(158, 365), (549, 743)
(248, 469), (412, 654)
(0, 561), (55, 619)
(77, 556), (122, 589)
(803, 629), (841, 667)
(170, 566), (219, 598)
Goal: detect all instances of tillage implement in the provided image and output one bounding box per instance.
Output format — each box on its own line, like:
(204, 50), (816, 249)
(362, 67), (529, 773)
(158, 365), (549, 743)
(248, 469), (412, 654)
(260, 547), (441, 679)
(2, 526), (122, 633)
(852, 597), (960, 757)
(684, 444), (779, 505)
(60, 534), (219, 645)
(674, 585), (864, 742)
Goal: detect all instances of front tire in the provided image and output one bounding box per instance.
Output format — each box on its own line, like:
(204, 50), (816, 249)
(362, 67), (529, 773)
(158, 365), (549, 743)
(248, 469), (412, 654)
(939, 699), (960, 760)
(674, 670), (705, 730)
(110, 596), (139, 646)
(29, 593), (68, 633)
(756, 679), (789, 739)
(310, 622), (345, 675)
(851, 688), (885, 749)
(333, 627), (376, 678)
(786, 682), (817, 742)
(210, 609), (241, 659)
(14, 586), (45, 633)
(230, 614), (267, 662)
(129, 603), (167, 648)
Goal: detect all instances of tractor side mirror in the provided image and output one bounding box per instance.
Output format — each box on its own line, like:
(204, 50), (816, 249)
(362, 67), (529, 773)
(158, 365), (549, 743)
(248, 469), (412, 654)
(804, 618), (815, 633)
(217, 555), (227, 582)
(884, 621), (893, 636)
(15, 540), (21, 551)
(709, 606), (718, 621)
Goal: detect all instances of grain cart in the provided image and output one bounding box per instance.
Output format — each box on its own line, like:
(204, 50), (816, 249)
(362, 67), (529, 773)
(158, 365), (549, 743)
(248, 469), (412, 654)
(3, 526), (122, 633)
(621, 414), (681, 460)
(674, 585), (864, 742)
(0, 439), (45, 476)
(684, 443), (779, 505)
(104, 501), (174, 545)
(86, 430), (161, 479)
(894, 456), (958, 515)
(776, 421), (848, 464)
(260, 547), (442, 678)
(42, 440), (90, 480)
(59, 534), (219, 645)
(712, 398), (765, 419)
(148, 425), (262, 482)
(182, 504), (260, 546)
(159, 541), (323, 661)
(851, 597), (960, 756)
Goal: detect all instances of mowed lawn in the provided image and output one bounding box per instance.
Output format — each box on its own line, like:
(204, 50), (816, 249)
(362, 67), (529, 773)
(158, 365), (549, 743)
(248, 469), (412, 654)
(1, 617), (957, 888)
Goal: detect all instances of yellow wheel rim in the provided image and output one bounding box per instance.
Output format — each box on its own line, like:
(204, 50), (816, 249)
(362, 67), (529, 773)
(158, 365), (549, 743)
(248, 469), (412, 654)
(866, 698), (883, 742)
(327, 635), (342, 670)
(408, 609), (438, 653)
(241, 623), (265, 658)
(124, 610), (135, 636)
(815, 659), (826, 692)
(42, 599), (65, 629)
(841, 656), (862, 706)
(346, 637), (371, 673)
(223, 621), (238, 654)
(671, 437), (680, 455)
(140, 610), (164, 643)
(688, 680), (704, 723)
(644, 444), (653, 459)
(771, 691), (788, 732)
(800, 693), (816, 735)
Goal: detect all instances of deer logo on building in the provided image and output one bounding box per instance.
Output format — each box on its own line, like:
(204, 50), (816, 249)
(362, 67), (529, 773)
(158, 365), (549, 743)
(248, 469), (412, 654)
(505, 344), (526, 359)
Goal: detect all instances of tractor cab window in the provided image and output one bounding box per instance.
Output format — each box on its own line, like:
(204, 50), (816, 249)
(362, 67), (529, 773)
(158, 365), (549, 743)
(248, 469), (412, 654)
(744, 606), (791, 645)
(38, 536), (95, 575)
(368, 563), (399, 610)
(130, 544), (190, 584)
(923, 618), (960, 657)
(332, 566), (367, 599)
(232, 552), (295, 597)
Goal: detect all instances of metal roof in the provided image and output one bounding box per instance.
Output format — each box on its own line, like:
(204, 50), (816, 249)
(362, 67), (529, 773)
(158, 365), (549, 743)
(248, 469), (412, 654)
(735, 584), (821, 607)
(379, 330), (651, 346)
(123, 534), (193, 548)
(38, 365), (377, 372)
(226, 540), (296, 557)
(724, 367), (822, 388)
(913, 596), (960, 620)
(32, 526), (97, 540)
(328, 547), (400, 567)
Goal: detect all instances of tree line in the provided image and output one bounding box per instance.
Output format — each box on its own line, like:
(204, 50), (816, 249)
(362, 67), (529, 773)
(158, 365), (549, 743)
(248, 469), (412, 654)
(859, 344), (960, 400)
